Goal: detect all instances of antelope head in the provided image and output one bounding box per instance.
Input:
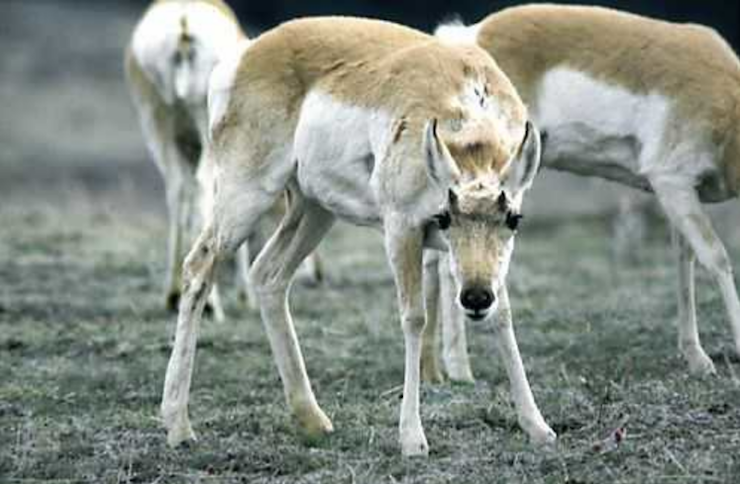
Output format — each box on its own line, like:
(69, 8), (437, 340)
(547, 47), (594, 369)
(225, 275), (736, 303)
(425, 118), (541, 321)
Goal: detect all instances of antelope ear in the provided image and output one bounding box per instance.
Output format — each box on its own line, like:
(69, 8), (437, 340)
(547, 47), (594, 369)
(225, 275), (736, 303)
(503, 121), (542, 195)
(424, 119), (461, 187)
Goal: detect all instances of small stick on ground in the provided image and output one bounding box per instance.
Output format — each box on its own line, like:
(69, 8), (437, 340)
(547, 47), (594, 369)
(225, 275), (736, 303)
(591, 415), (629, 454)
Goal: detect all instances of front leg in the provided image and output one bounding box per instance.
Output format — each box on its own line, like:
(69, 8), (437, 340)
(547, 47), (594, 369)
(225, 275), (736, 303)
(385, 215), (429, 457)
(438, 254), (474, 383)
(494, 285), (556, 445)
(421, 251), (444, 383)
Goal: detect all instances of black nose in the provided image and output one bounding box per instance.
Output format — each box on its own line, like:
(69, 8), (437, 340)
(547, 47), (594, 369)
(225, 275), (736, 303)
(460, 287), (495, 311)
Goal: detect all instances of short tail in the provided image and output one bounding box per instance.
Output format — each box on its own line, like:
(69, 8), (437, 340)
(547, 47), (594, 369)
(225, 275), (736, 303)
(434, 18), (479, 45)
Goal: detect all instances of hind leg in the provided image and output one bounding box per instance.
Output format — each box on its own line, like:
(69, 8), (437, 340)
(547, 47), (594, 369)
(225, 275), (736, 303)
(250, 187), (336, 436)
(672, 228), (716, 375)
(161, 224), (217, 446)
(161, 179), (285, 447)
(136, 110), (194, 312)
(653, 179), (740, 364)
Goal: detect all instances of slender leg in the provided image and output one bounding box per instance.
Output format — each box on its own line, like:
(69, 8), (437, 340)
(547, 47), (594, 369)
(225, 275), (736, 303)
(438, 254), (474, 383)
(127, 63), (188, 313)
(250, 193), (336, 436)
(161, 224), (219, 447)
(421, 251), (444, 383)
(672, 228), (716, 375)
(653, 180), (740, 360)
(192, 156), (226, 322)
(161, 183), (280, 447)
(164, 167), (186, 311)
(237, 241), (260, 310)
(207, 282), (227, 323)
(384, 215), (428, 457)
(494, 285), (556, 444)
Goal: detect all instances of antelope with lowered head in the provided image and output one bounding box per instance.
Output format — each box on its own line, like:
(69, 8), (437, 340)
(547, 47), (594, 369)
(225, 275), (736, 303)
(161, 16), (554, 456)
(436, 4), (740, 376)
(125, 0), (244, 317)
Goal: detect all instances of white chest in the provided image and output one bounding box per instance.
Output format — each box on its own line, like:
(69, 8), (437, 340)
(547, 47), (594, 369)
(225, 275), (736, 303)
(294, 91), (387, 226)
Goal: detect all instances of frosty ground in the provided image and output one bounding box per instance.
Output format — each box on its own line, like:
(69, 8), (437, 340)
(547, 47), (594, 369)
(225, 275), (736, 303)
(2, 1), (740, 483)
(2, 191), (740, 483)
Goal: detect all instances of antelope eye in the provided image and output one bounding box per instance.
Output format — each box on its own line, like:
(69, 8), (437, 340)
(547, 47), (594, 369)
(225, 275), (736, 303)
(506, 212), (523, 231)
(433, 211), (451, 230)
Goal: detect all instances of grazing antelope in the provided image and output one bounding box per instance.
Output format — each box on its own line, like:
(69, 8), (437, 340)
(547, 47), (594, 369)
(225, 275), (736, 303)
(435, 4), (740, 376)
(125, 0), (244, 317)
(161, 16), (555, 456)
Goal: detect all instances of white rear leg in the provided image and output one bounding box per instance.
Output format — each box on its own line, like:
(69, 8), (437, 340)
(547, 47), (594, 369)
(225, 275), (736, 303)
(653, 178), (740, 361)
(672, 228), (717, 375)
(161, 177), (288, 446)
(250, 188), (336, 436)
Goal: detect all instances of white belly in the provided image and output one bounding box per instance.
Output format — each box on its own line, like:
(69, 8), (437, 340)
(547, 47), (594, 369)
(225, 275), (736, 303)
(294, 91), (387, 226)
(534, 67), (673, 188)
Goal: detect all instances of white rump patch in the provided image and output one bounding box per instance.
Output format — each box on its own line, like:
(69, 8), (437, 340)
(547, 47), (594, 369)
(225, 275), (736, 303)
(434, 21), (480, 45)
(132, 2), (242, 104)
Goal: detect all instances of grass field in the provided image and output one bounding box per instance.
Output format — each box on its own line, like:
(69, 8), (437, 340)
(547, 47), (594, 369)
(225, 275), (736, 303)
(3, 2), (740, 482)
(2, 192), (740, 484)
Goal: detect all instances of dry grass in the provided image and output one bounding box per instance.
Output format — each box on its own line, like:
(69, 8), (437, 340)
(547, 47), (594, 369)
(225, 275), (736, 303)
(2, 193), (740, 483)
(2, 3), (740, 482)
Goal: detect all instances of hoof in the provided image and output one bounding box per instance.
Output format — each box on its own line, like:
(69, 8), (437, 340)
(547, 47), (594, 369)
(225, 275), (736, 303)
(445, 362), (475, 385)
(421, 359), (445, 385)
(202, 303), (226, 323)
(400, 431), (429, 457)
(164, 413), (197, 448)
(528, 424), (557, 446)
(294, 404), (334, 437)
(686, 352), (717, 377)
(203, 302), (214, 317)
(165, 292), (181, 313)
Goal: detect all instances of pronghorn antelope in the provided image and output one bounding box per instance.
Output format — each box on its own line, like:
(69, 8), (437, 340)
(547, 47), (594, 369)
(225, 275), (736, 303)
(435, 4), (740, 376)
(161, 16), (555, 456)
(125, 0), (244, 316)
